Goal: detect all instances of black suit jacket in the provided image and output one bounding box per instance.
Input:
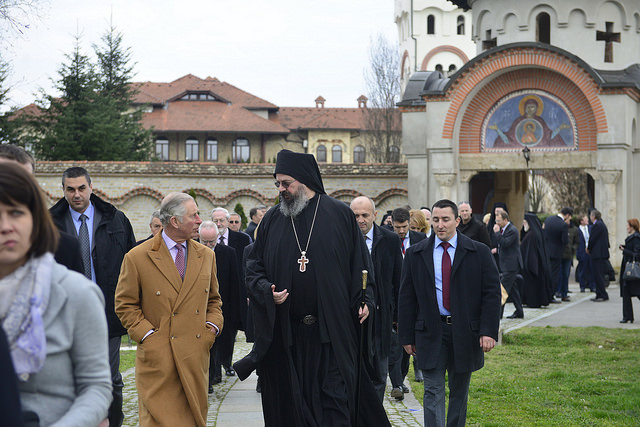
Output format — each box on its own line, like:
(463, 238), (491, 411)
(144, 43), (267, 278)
(214, 244), (242, 329)
(369, 224), (403, 357)
(588, 220), (610, 259)
(54, 230), (84, 273)
(543, 215), (568, 260)
(496, 222), (523, 273)
(408, 230), (427, 246)
(226, 229), (251, 330)
(398, 232), (501, 372)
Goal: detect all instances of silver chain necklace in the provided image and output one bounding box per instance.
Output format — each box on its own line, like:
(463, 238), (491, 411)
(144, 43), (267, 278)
(290, 194), (321, 273)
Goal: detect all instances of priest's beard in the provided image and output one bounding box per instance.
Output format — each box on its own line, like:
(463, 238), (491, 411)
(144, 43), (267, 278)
(279, 186), (309, 218)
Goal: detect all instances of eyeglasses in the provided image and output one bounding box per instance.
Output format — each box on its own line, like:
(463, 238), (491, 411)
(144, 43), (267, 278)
(274, 180), (296, 189)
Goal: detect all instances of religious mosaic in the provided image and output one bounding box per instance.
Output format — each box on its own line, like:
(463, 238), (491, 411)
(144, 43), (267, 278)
(482, 91), (577, 152)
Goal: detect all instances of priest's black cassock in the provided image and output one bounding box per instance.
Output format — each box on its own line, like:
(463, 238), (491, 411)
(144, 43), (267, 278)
(234, 152), (390, 427)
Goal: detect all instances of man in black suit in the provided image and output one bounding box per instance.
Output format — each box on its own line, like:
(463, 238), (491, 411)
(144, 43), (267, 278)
(199, 221), (241, 390)
(390, 207), (427, 396)
(211, 207), (251, 376)
(350, 196), (403, 401)
(399, 199), (501, 427)
(544, 212), (569, 300)
(392, 207), (426, 256)
(587, 209), (610, 301)
(494, 210), (524, 318)
(457, 201), (491, 247)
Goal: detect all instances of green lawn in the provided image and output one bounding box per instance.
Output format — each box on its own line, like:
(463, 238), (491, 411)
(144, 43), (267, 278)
(409, 327), (640, 426)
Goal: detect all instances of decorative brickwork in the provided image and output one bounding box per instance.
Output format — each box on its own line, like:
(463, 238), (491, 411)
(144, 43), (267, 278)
(436, 47), (607, 147)
(36, 162), (408, 239)
(421, 45), (470, 70)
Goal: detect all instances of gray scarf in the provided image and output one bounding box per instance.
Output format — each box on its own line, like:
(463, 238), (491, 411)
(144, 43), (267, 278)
(0, 253), (53, 381)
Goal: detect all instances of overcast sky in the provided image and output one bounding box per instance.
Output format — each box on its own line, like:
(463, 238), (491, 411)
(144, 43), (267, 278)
(2, 0), (398, 111)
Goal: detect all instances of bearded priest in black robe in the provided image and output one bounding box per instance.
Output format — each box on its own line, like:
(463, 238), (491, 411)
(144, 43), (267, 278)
(234, 150), (390, 426)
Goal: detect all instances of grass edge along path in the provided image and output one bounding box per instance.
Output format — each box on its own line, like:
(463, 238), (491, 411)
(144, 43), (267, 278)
(408, 327), (640, 426)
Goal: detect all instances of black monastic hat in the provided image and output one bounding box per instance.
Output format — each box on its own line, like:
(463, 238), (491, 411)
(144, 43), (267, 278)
(273, 150), (326, 195)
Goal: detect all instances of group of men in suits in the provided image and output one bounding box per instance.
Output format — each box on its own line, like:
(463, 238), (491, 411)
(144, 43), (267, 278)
(350, 198), (501, 426)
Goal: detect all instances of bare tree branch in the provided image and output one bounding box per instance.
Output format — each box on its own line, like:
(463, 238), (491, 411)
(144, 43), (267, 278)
(363, 33), (402, 163)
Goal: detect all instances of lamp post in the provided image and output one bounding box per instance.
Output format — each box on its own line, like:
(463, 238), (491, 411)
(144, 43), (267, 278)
(522, 146), (531, 168)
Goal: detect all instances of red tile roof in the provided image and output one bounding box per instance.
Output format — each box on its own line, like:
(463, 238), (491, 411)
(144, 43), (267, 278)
(278, 107), (401, 131)
(141, 100), (289, 134)
(131, 74), (278, 110)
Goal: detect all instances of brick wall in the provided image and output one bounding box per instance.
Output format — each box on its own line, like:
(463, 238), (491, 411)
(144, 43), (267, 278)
(37, 162), (408, 239)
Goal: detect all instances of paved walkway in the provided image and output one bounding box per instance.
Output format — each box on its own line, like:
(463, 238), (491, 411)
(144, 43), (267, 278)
(121, 278), (638, 426)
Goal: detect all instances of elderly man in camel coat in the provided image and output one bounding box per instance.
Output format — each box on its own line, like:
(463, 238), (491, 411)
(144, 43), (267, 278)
(116, 192), (223, 427)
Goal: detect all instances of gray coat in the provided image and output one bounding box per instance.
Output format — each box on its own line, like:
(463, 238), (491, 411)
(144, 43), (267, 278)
(19, 262), (112, 427)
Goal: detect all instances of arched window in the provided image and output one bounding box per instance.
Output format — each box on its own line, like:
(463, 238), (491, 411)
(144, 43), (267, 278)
(332, 145), (342, 163)
(155, 138), (169, 160)
(457, 15), (465, 35)
(536, 12), (550, 44)
(316, 144), (327, 162)
(427, 15), (435, 34)
(185, 137), (199, 161)
(232, 138), (250, 163)
(206, 139), (218, 161)
(388, 145), (400, 163)
(353, 145), (365, 163)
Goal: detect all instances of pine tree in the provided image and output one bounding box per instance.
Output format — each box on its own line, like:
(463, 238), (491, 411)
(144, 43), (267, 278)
(30, 34), (102, 160)
(93, 22), (152, 160)
(28, 26), (152, 161)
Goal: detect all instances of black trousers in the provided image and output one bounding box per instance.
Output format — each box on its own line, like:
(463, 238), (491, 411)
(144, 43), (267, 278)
(591, 258), (610, 300)
(501, 271), (523, 315)
(108, 336), (124, 427)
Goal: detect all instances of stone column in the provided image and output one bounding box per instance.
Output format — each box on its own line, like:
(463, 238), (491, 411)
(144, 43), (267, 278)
(433, 173), (457, 201)
(595, 169), (621, 263)
(458, 170), (476, 203)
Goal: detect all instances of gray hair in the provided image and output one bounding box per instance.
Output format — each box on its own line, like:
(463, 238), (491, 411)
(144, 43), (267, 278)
(159, 192), (194, 226)
(199, 220), (218, 234)
(149, 210), (161, 224)
(211, 207), (230, 220)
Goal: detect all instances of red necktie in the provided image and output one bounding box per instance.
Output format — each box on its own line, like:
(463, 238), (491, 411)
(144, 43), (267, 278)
(441, 241), (451, 310)
(401, 239), (406, 255)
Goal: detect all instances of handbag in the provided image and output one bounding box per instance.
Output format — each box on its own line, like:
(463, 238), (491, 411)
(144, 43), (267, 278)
(623, 257), (640, 281)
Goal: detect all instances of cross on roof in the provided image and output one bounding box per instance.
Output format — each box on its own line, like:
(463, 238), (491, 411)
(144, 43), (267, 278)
(596, 22), (620, 63)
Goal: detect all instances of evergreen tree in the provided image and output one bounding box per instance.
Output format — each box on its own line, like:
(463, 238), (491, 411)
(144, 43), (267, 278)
(93, 22), (152, 160)
(30, 35), (102, 160)
(28, 26), (152, 161)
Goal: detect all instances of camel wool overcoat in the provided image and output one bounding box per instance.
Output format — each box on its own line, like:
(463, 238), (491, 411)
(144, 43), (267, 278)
(115, 232), (223, 426)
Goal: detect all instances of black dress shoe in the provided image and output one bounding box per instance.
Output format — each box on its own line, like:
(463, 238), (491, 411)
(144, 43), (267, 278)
(506, 312), (524, 319)
(401, 384), (410, 393)
(225, 368), (236, 376)
(208, 385), (213, 394)
(620, 319), (634, 324)
(561, 297), (570, 302)
(591, 297), (608, 302)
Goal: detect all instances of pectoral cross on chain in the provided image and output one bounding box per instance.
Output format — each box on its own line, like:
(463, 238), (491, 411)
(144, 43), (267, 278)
(298, 251), (309, 273)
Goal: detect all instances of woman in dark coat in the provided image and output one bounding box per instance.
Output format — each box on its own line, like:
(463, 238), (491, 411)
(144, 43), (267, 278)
(520, 213), (554, 308)
(619, 218), (640, 323)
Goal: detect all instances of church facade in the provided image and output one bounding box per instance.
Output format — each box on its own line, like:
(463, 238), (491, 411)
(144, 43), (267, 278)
(397, 0), (640, 263)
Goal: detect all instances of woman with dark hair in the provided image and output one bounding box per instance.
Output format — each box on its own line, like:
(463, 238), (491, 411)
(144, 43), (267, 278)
(519, 213), (554, 308)
(619, 218), (640, 323)
(0, 163), (111, 426)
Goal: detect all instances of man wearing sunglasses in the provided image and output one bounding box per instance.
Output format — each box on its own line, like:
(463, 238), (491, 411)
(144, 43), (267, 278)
(235, 150), (390, 426)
